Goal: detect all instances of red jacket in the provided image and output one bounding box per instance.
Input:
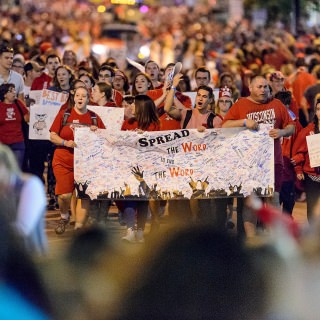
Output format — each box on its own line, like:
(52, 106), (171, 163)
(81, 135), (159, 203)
(292, 122), (320, 176)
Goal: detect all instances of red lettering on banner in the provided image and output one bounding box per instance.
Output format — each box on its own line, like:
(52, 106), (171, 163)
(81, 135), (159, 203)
(169, 167), (194, 177)
(181, 142), (207, 153)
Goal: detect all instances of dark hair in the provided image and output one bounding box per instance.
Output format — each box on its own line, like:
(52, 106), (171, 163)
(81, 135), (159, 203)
(145, 60), (160, 70)
(96, 82), (113, 101)
(164, 63), (175, 72)
(0, 83), (15, 101)
(195, 66), (211, 79)
(64, 80), (86, 111)
(99, 65), (115, 77)
(45, 54), (61, 64)
(104, 57), (118, 69)
(177, 74), (191, 92)
(274, 90), (292, 107)
(114, 70), (130, 93)
(219, 72), (234, 85)
(52, 65), (75, 89)
(79, 73), (96, 87)
(123, 95), (135, 105)
(0, 45), (13, 55)
(129, 95), (159, 130)
(314, 96), (320, 134)
(197, 85), (213, 99)
(132, 73), (154, 96)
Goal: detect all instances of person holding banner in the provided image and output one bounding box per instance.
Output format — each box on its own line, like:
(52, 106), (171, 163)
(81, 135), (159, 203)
(222, 76), (295, 237)
(0, 83), (29, 168)
(50, 86), (105, 234)
(120, 95), (160, 243)
(291, 95), (320, 222)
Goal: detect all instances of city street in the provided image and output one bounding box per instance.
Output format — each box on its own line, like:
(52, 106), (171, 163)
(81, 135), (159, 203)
(46, 200), (308, 257)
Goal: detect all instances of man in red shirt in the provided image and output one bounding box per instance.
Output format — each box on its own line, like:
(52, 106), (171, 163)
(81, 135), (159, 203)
(222, 76), (295, 237)
(31, 54), (61, 90)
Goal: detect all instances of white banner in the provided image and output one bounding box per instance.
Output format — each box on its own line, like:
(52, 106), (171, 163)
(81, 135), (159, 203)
(29, 104), (60, 140)
(39, 89), (68, 107)
(29, 104), (124, 140)
(307, 133), (320, 168)
(74, 125), (274, 200)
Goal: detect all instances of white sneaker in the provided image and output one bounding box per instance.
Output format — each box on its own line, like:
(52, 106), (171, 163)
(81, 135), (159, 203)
(136, 229), (145, 243)
(122, 228), (136, 243)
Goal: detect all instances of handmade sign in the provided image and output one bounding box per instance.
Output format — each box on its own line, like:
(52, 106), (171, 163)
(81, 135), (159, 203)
(29, 104), (124, 140)
(307, 133), (320, 168)
(39, 89), (68, 107)
(74, 125), (274, 200)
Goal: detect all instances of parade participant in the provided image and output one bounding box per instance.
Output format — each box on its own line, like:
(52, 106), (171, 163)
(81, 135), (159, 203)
(23, 62), (43, 98)
(0, 144), (47, 255)
(11, 58), (25, 76)
(91, 82), (117, 107)
(120, 95), (160, 243)
(49, 65), (75, 93)
(50, 87), (105, 234)
(0, 46), (24, 100)
(291, 95), (320, 222)
(147, 63), (192, 130)
(164, 74), (216, 130)
(218, 72), (240, 102)
(222, 76), (295, 237)
(275, 90), (302, 216)
(269, 71), (299, 119)
(214, 86), (235, 228)
(131, 72), (154, 96)
(31, 54), (61, 90)
(145, 60), (162, 89)
(112, 70), (130, 96)
(79, 73), (95, 92)
(122, 95), (135, 120)
(62, 50), (77, 71)
(0, 83), (29, 168)
(98, 65), (122, 106)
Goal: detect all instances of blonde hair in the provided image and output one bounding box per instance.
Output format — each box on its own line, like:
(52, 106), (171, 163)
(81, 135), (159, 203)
(0, 144), (20, 175)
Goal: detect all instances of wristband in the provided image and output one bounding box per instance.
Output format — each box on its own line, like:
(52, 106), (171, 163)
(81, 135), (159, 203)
(62, 139), (65, 146)
(171, 86), (176, 91)
(243, 119), (247, 127)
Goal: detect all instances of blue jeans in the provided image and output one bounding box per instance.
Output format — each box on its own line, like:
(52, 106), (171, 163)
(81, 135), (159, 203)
(122, 201), (149, 230)
(8, 141), (25, 169)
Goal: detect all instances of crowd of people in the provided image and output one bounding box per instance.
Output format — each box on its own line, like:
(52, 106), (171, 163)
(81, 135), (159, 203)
(0, 1), (320, 318)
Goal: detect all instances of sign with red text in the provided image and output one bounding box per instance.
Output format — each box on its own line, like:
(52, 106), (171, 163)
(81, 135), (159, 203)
(74, 125), (274, 200)
(39, 89), (68, 108)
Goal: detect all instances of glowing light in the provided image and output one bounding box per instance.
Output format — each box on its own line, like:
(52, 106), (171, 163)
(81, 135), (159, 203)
(127, 9), (135, 17)
(139, 45), (150, 57)
(97, 5), (106, 13)
(111, 0), (136, 4)
(139, 5), (149, 13)
(91, 44), (107, 56)
(138, 52), (145, 59)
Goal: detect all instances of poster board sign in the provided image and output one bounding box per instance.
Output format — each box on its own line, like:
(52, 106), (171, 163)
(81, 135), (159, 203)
(307, 133), (320, 168)
(74, 125), (274, 200)
(39, 89), (68, 107)
(29, 90), (42, 105)
(87, 105), (124, 131)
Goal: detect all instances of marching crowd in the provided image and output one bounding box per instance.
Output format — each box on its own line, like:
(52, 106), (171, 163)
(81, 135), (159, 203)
(0, 2), (320, 318)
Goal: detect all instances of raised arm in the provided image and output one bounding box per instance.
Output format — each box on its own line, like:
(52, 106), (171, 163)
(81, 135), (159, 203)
(164, 73), (184, 120)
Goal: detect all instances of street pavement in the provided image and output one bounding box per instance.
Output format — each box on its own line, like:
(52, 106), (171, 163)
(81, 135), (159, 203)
(46, 200), (308, 257)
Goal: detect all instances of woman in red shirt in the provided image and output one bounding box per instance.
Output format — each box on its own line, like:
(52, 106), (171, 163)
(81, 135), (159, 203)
(120, 95), (160, 243)
(50, 87), (105, 234)
(292, 96), (320, 222)
(0, 83), (29, 168)
(91, 82), (117, 107)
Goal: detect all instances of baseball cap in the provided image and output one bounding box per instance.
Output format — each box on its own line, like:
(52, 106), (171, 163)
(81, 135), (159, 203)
(219, 86), (232, 99)
(270, 71), (285, 82)
(24, 61), (44, 73)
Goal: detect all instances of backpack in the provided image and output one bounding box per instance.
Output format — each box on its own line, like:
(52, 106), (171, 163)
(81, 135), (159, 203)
(182, 110), (216, 129)
(62, 109), (98, 127)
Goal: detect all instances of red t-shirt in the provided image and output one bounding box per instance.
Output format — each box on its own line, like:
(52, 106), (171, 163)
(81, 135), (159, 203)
(0, 100), (28, 144)
(147, 89), (192, 130)
(50, 108), (105, 168)
(31, 73), (53, 90)
(121, 119), (160, 131)
(223, 97), (294, 165)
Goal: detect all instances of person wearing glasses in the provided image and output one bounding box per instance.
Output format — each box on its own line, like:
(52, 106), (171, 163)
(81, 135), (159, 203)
(98, 65), (122, 106)
(0, 83), (29, 168)
(0, 46), (24, 101)
(11, 58), (25, 76)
